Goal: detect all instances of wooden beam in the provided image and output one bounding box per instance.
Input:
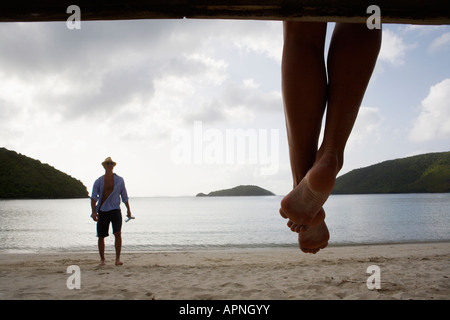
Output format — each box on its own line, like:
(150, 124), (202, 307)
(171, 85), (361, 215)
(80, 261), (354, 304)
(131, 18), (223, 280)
(1, 1), (449, 25)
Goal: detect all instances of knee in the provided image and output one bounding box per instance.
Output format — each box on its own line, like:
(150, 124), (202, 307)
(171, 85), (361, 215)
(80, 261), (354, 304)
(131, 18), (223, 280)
(113, 232), (121, 238)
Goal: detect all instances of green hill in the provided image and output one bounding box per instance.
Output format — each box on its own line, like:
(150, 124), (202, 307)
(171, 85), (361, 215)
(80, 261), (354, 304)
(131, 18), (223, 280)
(197, 185), (275, 197)
(0, 147), (89, 199)
(332, 151), (450, 194)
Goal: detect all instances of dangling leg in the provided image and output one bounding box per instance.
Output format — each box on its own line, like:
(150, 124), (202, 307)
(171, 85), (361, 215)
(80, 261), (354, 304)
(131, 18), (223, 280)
(280, 21), (330, 253)
(319, 23), (382, 169)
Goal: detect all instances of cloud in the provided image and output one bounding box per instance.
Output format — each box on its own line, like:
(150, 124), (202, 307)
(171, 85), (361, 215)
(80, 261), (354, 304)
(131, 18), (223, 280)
(379, 29), (413, 65)
(0, 20), (281, 127)
(428, 32), (450, 54)
(220, 21), (283, 63)
(409, 78), (450, 142)
(221, 79), (281, 113)
(347, 107), (382, 146)
(182, 78), (282, 126)
(401, 25), (445, 35)
(399, 25), (450, 55)
(0, 21), (169, 124)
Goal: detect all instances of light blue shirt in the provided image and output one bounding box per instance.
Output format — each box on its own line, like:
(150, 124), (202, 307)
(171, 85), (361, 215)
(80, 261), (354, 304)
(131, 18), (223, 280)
(91, 174), (129, 213)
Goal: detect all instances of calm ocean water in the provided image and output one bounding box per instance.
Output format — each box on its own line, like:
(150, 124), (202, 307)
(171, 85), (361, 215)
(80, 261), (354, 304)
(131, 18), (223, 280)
(0, 194), (448, 253)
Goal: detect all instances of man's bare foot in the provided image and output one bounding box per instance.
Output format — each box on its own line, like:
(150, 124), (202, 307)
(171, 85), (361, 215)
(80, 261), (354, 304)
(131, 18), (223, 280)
(298, 220), (329, 254)
(280, 152), (339, 232)
(99, 260), (106, 266)
(115, 259), (123, 266)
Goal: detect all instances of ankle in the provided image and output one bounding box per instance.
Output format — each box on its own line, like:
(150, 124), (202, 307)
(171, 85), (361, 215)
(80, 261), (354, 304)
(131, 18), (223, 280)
(306, 152), (340, 193)
(322, 152), (341, 172)
(316, 149), (343, 172)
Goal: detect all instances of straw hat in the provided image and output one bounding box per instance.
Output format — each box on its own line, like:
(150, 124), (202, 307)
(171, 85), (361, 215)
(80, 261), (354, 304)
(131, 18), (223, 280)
(101, 157), (116, 166)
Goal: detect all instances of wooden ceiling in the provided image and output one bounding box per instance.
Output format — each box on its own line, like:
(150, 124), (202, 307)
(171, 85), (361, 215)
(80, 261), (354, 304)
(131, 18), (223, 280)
(1, 1), (449, 24)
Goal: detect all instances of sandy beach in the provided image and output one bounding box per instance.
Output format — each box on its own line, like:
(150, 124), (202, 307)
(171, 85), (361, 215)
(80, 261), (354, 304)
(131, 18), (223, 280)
(0, 242), (448, 300)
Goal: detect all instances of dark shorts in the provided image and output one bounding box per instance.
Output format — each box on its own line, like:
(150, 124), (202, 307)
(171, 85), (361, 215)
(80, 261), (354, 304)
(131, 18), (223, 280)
(97, 209), (122, 238)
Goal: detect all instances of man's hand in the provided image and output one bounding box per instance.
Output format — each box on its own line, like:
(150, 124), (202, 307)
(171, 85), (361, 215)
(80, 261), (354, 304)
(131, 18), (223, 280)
(90, 198), (98, 222)
(127, 210), (132, 218)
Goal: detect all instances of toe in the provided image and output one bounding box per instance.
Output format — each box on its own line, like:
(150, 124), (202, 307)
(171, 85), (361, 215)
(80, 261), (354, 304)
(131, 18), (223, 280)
(299, 225), (308, 232)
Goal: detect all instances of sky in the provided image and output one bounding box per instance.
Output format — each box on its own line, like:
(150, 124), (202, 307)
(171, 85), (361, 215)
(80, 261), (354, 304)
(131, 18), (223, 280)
(0, 18), (449, 197)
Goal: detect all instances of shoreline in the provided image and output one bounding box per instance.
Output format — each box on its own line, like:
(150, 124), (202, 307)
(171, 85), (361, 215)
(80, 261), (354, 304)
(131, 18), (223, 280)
(1, 239), (448, 255)
(0, 242), (448, 300)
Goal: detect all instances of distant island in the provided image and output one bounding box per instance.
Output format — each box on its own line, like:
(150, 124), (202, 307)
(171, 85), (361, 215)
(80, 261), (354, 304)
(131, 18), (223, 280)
(0, 147), (89, 199)
(332, 151), (450, 194)
(196, 185), (275, 197)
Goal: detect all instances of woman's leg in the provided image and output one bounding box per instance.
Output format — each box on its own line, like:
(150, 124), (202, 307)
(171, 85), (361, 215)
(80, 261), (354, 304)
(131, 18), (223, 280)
(319, 23), (382, 166)
(280, 21), (330, 253)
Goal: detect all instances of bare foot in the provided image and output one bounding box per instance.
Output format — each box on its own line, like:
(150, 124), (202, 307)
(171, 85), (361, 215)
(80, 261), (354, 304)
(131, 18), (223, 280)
(99, 260), (106, 266)
(281, 207), (325, 232)
(115, 259), (123, 266)
(280, 152), (339, 231)
(298, 220), (329, 254)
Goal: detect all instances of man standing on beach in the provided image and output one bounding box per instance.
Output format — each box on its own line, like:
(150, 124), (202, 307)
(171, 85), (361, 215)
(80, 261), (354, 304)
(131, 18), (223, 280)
(91, 157), (132, 266)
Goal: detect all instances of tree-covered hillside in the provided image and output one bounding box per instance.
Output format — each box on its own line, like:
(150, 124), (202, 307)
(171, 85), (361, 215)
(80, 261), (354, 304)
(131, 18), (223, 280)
(197, 185), (275, 197)
(0, 147), (88, 199)
(332, 151), (450, 194)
